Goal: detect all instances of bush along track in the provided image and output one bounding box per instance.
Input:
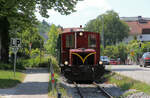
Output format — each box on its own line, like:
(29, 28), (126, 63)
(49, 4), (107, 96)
(104, 72), (150, 97)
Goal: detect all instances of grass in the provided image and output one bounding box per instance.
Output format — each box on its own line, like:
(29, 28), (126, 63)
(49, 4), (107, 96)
(0, 70), (25, 88)
(104, 72), (150, 96)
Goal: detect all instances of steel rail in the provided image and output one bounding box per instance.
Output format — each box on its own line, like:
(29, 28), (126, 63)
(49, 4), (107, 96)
(93, 82), (113, 98)
(73, 82), (84, 98)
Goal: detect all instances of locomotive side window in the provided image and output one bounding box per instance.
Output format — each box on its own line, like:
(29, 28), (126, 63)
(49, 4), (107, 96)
(66, 34), (74, 48)
(88, 34), (96, 47)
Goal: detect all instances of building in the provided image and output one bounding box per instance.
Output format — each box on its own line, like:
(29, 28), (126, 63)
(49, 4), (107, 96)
(121, 16), (150, 42)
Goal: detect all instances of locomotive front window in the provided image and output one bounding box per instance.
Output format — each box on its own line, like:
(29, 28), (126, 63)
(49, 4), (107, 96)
(66, 34), (74, 48)
(88, 34), (96, 48)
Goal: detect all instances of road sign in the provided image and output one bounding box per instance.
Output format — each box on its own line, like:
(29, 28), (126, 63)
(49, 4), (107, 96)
(11, 38), (21, 47)
(130, 51), (134, 56)
(11, 38), (21, 78)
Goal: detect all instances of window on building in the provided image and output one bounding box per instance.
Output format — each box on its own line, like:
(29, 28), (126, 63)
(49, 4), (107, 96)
(66, 34), (74, 48)
(142, 29), (150, 34)
(88, 34), (96, 48)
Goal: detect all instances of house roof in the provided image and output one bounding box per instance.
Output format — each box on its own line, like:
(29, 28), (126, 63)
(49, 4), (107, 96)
(120, 17), (150, 22)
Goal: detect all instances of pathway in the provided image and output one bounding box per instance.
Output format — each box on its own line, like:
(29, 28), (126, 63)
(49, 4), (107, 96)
(0, 68), (49, 98)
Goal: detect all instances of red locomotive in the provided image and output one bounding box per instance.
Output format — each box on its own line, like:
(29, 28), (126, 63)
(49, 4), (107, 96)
(57, 30), (105, 81)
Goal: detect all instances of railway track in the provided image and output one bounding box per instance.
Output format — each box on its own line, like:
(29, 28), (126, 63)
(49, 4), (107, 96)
(93, 82), (113, 98)
(73, 82), (84, 98)
(73, 81), (113, 98)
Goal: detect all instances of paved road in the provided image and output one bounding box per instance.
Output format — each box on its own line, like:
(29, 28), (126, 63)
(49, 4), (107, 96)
(107, 65), (150, 84)
(0, 68), (49, 98)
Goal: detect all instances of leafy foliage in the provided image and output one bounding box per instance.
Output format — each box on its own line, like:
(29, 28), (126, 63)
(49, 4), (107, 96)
(17, 56), (49, 68)
(1, 0), (81, 30)
(45, 24), (59, 56)
(104, 43), (128, 63)
(85, 10), (129, 46)
(127, 40), (141, 62)
(37, 20), (51, 34)
(0, 0), (81, 62)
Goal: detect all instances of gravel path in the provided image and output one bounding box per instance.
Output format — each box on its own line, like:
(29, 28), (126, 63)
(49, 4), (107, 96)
(107, 65), (150, 84)
(0, 68), (49, 98)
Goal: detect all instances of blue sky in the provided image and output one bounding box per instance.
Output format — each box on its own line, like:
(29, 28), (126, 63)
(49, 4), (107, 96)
(36, 0), (150, 28)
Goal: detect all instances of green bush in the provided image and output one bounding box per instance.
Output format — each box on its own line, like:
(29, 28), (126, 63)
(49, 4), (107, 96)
(31, 48), (40, 57)
(17, 56), (49, 68)
(0, 62), (12, 70)
(104, 43), (128, 63)
(49, 56), (60, 73)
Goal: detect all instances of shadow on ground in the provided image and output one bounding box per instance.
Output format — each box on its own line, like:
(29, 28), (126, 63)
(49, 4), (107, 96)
(0, 81), (48, 95)
(24, 68), (49, 74)
(0, 79), (21, 89)
(0, 68), (49, 96)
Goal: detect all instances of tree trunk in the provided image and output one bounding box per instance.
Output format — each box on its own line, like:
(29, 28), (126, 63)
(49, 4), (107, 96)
(0, 17), (10, 63)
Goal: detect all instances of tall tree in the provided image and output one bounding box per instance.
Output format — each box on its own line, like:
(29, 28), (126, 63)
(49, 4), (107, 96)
(45, 24), (59, 56)
(0, 0), (81, 62)
(85, 10), (129, 46)
(37, 20), (50, 34)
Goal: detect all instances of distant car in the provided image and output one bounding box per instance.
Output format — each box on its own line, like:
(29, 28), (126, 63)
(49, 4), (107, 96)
(140, 52), (150, 67)
(100, 56), (110, 65)
(109, 59), (118, 65)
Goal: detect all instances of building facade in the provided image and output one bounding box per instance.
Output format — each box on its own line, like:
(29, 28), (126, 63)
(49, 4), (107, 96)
(121, 16), (150, 43)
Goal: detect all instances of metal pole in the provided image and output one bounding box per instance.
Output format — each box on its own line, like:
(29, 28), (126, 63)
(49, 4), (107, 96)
(75, 32), (77, 48)
(40, 40), (41, 64)
(101, 16), (104, 60)
(101, 16), (104, 49)
(14, 49), (17, 78)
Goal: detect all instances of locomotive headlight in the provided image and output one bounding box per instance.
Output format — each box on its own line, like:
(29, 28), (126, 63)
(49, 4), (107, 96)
(99, 61), (103, 65)
(79, 32), (83, 36)
(64, 61), (68, 65)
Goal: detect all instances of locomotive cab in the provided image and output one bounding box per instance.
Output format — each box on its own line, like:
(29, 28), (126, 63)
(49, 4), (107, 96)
(58, 31), (105, 81)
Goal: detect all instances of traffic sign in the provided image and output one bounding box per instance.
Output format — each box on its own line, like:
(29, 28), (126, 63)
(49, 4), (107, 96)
(11, 38), (21, 47)
(130, 51), (134, 56)
(10, 38), (21, 78)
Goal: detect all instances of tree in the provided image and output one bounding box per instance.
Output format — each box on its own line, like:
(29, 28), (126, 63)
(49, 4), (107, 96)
(13, 27), (44, 57)
(0, 0), (81, 62)
(37, 20), (51, 34)
(104, 43), (128, 64)
(85, 10), (129, 46)
(45, 24), (59, 56)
